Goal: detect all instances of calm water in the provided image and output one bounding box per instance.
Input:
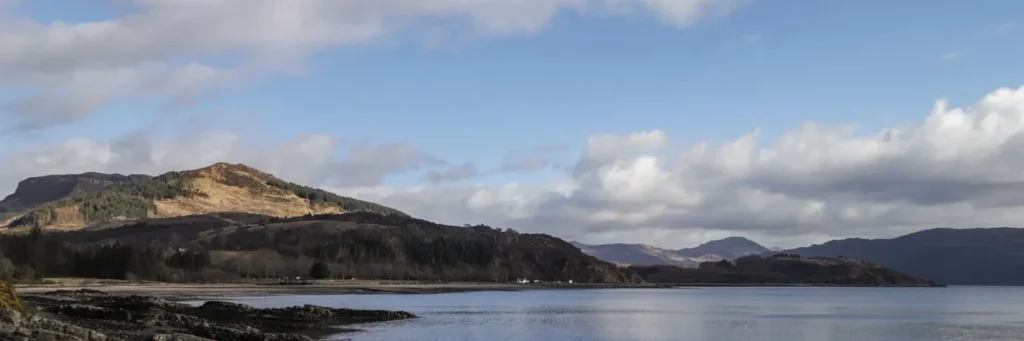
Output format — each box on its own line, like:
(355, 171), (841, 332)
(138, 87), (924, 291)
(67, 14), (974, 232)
(221, 287), (1024, 341)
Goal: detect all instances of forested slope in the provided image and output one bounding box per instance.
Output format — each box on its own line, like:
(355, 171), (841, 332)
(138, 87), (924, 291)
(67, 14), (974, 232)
(0, 212), (639, 284)
(631, 254), (942, 287)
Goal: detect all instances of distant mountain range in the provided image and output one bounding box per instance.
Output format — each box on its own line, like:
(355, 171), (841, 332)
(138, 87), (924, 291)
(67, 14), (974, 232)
(785, 228), (1024, 285)
(572, 237), (772, 267)
(7, 163), (1024, 286)
(580, 228), (1024, 286)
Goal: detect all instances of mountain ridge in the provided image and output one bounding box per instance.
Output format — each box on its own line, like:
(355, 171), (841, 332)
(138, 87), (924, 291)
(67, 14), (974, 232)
(0, 172), (151, 221)
(785, 227), (1024, 285)
(573, 237), (771, 267)
(0, 163), (406, 230)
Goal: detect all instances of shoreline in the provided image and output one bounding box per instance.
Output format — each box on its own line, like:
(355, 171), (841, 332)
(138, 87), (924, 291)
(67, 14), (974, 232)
(9, 287), (417, 340)
(15, 281), (660, 300)
(14, 282), (941, 302)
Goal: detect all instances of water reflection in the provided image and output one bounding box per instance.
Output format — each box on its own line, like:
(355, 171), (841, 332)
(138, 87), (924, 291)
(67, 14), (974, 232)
(220, 287), (1024, 341)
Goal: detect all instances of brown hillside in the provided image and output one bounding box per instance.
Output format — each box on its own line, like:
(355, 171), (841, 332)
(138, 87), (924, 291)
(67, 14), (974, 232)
(1, 163), (405, 230)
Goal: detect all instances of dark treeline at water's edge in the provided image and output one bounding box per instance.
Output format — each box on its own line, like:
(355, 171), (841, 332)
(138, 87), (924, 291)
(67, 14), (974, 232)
(0, 212), (639, 284)
(630, 254), (943, 287)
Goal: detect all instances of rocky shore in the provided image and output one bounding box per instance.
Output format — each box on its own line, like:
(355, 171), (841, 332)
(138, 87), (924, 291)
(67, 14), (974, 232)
(0, 282), (415, 340)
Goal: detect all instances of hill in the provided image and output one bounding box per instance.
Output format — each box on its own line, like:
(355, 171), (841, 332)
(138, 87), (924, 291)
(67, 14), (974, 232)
(677, 236), (771, 259)
(0, 212), (640, 284)
(571, 242), (701, 267)
(786, 227), (1024, 285)
(630, 254), (942, 287)
(572, 237), (770, 267)
(0, 163), (406, 229)
(0, 172), (150, 222)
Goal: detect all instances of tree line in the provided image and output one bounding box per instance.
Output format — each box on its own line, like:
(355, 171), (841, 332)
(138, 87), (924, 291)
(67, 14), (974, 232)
(0, 213), (639, 284)
(0, 227), (212, 282)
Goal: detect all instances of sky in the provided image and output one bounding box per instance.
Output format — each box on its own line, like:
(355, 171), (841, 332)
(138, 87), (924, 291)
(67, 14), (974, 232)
(1, 0), (1024, 249)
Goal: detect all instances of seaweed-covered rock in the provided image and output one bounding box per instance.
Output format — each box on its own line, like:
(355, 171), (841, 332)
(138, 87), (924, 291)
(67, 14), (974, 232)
(28, 318), (112, 340)
(0, 308), (116, 341)
(47, 304), (131, 321)
(146, 333), (216, 341)
(196, 301), (255, 313)
(14, 289), (416, 341)
(46, 289), (109, 297)
(88, 295), (188, 311)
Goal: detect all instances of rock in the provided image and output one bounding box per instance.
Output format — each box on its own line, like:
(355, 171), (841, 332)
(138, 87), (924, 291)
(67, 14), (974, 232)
(88, 295), (188, 311)
(197, 301), (255, 313)
(263, 333), (317, 341)
(15, 290), (416, 341)
(146, 333), (216, 341)
(142, 312), (208, 329)
(20, 327), (86, 341)
(46, 304), (131, 321)
(29, 318), (113, 341)
(45, 289), (109, 297)
(0, 314), (116, 341)
(187, 323), (293, 341)
(0, 282), (121, 341)
(270, 304), (336, 320)
(263, 304), (417, 322)
(328, 307), (417, 321)
(0, 307), (22, 327)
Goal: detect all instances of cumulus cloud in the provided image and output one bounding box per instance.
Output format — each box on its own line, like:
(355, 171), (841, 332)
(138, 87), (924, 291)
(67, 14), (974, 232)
(7, 1), (1024, 250)
(0, 131), (441, 195)
(5, 85), (1024, 248)
(353, 84), (1024, 248)
(0, 0), (743, 131)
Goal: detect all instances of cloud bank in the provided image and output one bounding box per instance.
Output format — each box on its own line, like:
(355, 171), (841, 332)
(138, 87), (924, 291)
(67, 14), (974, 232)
(5, 0), (1024, 249)
(3, 85), (1024, 248)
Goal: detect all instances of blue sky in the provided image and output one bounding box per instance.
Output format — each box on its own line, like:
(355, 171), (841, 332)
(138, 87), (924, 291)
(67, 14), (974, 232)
(3, 1), (1024, 246)
(8, 0), (1023, 188)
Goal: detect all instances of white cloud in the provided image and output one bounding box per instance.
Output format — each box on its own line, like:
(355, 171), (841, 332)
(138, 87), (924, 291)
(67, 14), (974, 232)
(0, 0), (744, 130)
(6, 85), (1024, 249)
(0, 130), (442, 196)
(351, 84), (1024, 248)
(9, 0), (1024, 250)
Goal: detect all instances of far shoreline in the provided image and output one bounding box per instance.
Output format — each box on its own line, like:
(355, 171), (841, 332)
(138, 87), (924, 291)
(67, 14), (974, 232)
(14, 279), (943, 301)
(14, 280), (664, 300)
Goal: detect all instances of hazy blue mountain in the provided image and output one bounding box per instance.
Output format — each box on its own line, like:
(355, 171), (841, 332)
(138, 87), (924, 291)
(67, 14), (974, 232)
(677, 237), (771, 260)
(572, 237), (770, 267)
(786, 227), (1024, 285)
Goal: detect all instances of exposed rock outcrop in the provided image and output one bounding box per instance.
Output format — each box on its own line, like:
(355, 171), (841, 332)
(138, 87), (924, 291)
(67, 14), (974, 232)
(2, 284), (416, 340)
